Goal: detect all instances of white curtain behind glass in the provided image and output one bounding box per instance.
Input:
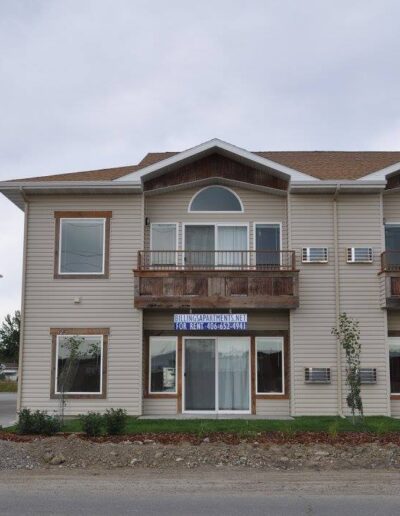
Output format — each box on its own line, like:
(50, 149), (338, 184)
(218, 338), (249, 410)
(151, 224), (176, 265)
(217, 226), (247, 266)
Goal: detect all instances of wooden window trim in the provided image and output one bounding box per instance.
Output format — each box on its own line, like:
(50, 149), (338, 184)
(54, 211), (112, 279)
(143, 335), (178, 400)
(50, 327), (109, 400)
(388, 332), (400, 398)
(253, 333), (289, 401)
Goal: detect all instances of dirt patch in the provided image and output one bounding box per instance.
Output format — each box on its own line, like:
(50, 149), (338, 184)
(1, 434), (400, 471)
(2, 430), (400, 445)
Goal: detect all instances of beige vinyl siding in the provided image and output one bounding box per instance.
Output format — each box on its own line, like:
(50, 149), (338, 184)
(21, 194), (143, 415)
(144, 186), (287, 252)
(256, 399), (290, 417)
(338, 194), (388, 415)
(290, 194), (338, 415)
(383, 191), (400, 224)
(143, 398), (177, 416)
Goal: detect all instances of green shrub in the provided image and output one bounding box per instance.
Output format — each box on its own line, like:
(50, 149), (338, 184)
(79, 412), (103, 436)
(16, 409), (61, 435)
(103, 408), (128, 435)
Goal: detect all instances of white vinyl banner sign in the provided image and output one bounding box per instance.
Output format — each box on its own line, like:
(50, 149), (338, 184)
(174, 313), (248, 330)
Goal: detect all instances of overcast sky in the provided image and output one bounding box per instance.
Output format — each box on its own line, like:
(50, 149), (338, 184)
(1, 0), (400, 320)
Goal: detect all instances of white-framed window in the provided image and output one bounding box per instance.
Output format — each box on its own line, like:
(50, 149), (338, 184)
(346, 247), (373, 263)
(150, 223), (178, 266)
(59, 218), (106, 274)
(149, 337), (177, 394)
(55, 334), (103, 395)
(256, 337), (284, 394)
(302, 247), (328, 263)
(188, 186), (244, 213)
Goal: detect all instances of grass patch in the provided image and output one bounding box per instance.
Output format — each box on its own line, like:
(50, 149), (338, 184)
(0, 380), (17, 393)
(60, 416), (400, 435)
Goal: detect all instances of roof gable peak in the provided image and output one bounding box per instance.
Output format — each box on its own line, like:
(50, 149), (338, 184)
(114, 138), (318, 183)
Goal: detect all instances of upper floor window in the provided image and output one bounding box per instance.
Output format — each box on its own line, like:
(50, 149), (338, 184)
(189, 186), (243, 212)
(54, 211), (111, 278)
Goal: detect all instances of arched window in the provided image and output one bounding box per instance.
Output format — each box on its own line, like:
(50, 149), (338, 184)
(188, 186), (243, 212)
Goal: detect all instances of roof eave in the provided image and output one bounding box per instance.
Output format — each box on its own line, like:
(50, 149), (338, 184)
(114, 138), (319, 183)
(0, 181), (143, 211)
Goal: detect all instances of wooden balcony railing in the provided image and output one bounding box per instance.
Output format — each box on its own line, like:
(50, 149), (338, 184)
(137, 250), (296, 271)
(381, 251), (400, 272)
(133, 250), (299, 310)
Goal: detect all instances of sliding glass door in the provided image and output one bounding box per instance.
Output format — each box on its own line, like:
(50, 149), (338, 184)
(184, 224), (248, 268)
(185, 225), (215, 267)
(183, 337), (250, 413)
(184, 339), (215, 411)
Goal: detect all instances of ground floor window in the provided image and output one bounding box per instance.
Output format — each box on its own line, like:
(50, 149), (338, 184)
(50, 328), (108, 398)
(143, 330), (289, 413)
(389, 338), (400, 394)
(149, 337), (177, 394)
(256, 337), (284, 394)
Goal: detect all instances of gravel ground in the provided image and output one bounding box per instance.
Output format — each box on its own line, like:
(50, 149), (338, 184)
(1, 434), (400, 471)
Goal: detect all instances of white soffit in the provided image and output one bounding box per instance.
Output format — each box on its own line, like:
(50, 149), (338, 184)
(114, 138), (319, 183)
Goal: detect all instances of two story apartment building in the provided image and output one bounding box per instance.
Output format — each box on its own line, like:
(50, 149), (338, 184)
(2, 139), (400, 418)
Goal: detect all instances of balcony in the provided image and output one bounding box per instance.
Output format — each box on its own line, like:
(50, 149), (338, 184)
(133, 250), (299, 310)
(380, 251), (400, 309)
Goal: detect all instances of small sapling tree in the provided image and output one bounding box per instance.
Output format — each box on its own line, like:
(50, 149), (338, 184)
(332, 312), (363, 423)
(57, 335), (84, 425)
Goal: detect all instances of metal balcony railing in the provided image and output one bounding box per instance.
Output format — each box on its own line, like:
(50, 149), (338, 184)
(381, 251), (400, 272)
(137, 250), (297, 271)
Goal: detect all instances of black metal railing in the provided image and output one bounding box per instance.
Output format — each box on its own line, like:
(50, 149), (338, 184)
(137, 250), (296, 271)
(381, 251), (400, 272)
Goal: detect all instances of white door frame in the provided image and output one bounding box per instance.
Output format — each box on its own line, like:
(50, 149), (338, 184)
(182, 336), (251, 415)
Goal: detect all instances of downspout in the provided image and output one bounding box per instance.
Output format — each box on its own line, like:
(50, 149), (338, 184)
(17, 187), (29, 413)
(333, 185), (344, 417)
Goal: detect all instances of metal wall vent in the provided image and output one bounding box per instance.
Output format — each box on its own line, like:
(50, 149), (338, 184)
(302, 247), (328, 263)
(347, 247), (373, 263)
(360, 368), (377, 384)
(305, 367), (331, 384)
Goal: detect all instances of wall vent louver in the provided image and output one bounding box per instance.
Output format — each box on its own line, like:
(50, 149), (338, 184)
(304, 367), (331, 384)
(347, 247), (373, 263)
(360, 368), (377, 384)
(302, 247), (328, 263)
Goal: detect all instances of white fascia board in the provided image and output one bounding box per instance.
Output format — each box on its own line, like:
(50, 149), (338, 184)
(0, 181), (143, 211)
(290, 179), (386, 193)
(0, 180), (142, 189)
(114, 138), (318, 182)
(357, 161), (400, 181)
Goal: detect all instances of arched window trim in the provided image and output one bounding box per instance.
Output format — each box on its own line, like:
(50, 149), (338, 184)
(188, 186), (244, 213)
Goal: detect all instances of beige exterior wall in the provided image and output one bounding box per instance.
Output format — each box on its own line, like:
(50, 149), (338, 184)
(20, 194), (143, 415)
(337, 194), (389, 416)
(17, 183), (395, 417)
(144, 185), (288, 252)
(290, 193), (389, 416)
(289, 194), (338, 415)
